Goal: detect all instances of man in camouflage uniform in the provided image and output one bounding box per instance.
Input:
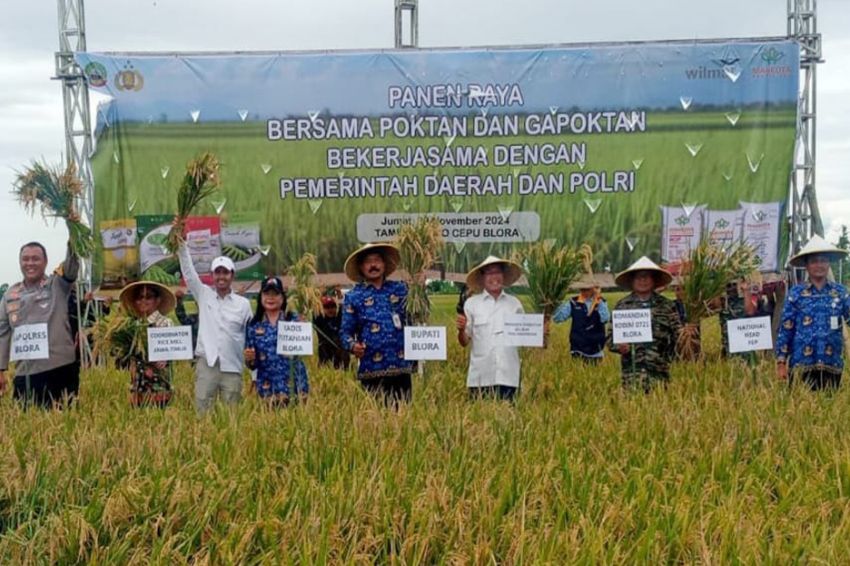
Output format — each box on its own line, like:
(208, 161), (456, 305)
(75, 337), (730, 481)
(608, 256), (681, 392)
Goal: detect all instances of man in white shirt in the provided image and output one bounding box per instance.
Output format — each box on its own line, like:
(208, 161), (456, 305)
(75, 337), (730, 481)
(456, 256), (525, 401)
(178, 244), (252, 414)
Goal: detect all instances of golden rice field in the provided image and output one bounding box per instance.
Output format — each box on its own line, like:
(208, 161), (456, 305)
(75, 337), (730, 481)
(2, 294), (850, 564)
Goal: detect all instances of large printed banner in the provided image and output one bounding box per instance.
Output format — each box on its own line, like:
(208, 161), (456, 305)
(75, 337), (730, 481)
(77, 39), (799, 285)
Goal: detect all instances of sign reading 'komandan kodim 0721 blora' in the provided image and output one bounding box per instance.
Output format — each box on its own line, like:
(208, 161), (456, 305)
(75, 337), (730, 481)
(77, 39), (798, 285)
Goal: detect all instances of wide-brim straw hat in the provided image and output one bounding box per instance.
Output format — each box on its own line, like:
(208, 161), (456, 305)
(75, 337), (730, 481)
(344, 243), (401, 282)
(614, 256), (673, 289)
(119, 280), (176, 316)
(789, 235), (848, 267)
(573, 273), (600, 290)
(465, 255), (523, 291)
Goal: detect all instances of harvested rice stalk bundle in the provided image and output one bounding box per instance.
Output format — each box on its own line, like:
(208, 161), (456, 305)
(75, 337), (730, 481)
(92, 309), (149, 368)
(166, 153), (221, 253)
(513, 240), (585, 319)
(394, 217), (444, 325)
(677, 240), (761, 360)
(287, 253), (322, 318)
(12, 161), (94, 258)
(514, 240), (586, 347)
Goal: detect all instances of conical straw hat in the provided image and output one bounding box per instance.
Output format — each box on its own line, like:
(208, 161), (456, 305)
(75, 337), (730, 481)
(614, 256), (673, 289)
(789, 235), (847, 267)
(119, 280), (176, 316)
(465, 255), (523, 292)
(343, 242), (401, 282)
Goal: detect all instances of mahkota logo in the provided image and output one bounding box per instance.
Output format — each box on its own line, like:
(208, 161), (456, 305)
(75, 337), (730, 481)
(84, 62), (107, 87)
(114, 61), (144, 92)
(752, 46), (792, 78)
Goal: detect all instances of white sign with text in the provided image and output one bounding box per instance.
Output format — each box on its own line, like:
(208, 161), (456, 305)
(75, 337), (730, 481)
(404, 326), (447, 360)
(727, 316), (773, 354)
(276, 321), (314, 356)
(10, 323), (49, 361)
(148, 326), (194, 362)
(612, 309), (653, 344)
(502, 313), (545, 347)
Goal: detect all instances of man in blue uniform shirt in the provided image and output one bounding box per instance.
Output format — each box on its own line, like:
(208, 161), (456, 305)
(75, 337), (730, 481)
(776, 236), (850, 390)
(340, 243), (413, 404)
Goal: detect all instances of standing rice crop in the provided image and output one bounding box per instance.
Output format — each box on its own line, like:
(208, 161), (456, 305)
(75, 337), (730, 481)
(677, 240), (761, 360)
(166, 153), (221, 253)
(394, 217), (444, 325)
(12, 161), (94, 258)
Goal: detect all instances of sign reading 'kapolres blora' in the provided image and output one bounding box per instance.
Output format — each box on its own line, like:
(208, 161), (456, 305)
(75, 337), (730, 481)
(10, 323), (49, 362)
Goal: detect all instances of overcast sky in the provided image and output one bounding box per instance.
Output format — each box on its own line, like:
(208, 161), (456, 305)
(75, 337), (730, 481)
(0, 0), (848, 284)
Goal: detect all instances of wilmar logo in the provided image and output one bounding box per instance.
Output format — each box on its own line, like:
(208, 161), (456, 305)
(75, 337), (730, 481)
(114, 61), (144, 92)
(752, 46), (792, 78)
(684, 46), (741, 81)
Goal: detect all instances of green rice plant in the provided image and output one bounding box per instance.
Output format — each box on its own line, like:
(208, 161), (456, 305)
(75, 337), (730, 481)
(394, 216), (444, 325)
(287, 252), (322, 317)
(166, 152), (221, 253)
(12, 161), (94, 258)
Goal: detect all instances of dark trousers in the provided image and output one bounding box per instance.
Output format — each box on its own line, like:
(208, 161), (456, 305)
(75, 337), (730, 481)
(798, 369), (842, 391)
(571, 352), (602, 365)
(360, 373), (412, 406)
(318, 347), (351, 370)
(13, 361), (80, 409)
(468, 385), (517, 402)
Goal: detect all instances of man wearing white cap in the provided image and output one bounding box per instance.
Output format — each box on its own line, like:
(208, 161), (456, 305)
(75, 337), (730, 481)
(456, 256), (525, 401)
(178, 243), (252, 413)
(775, 236), (850, 390)
(608, 256), (680, 392)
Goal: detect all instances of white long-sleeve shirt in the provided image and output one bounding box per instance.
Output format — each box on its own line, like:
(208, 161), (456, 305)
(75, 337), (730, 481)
(177, 244), (252, 373)
(463, 291), (524, 388)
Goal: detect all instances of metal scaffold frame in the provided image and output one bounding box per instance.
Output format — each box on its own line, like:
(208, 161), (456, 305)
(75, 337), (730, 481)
(394, 0), (419, 48)
(787, 0), (824, 258)
(56, 0), (820, 319)
(56, 0), (95, 366)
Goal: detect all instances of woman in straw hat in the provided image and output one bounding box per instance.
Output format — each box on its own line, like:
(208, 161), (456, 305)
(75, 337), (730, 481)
(117, 281), (177, 407)
(553, 275), (610, 364)
(775, 236), (850, 390)
(608, 256), (681, 393)
(456, 256), (525, 401)
(340, 242), (414, 405)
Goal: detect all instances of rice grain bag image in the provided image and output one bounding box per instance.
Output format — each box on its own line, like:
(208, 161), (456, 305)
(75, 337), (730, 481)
(100, 218), (138, 287)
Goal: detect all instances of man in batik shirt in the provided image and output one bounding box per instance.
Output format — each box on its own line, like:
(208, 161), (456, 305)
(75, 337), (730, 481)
(340, 243), (413, 404)
(776, 236), (850, 390)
